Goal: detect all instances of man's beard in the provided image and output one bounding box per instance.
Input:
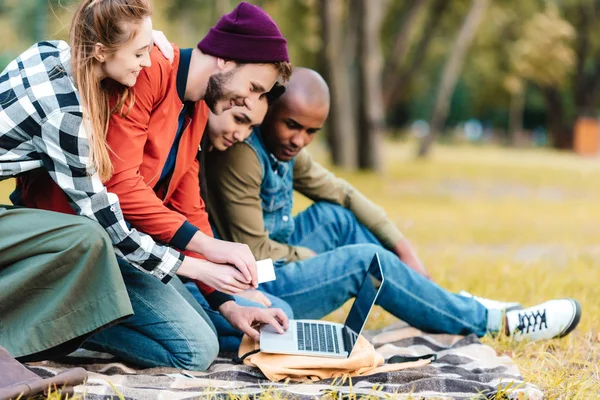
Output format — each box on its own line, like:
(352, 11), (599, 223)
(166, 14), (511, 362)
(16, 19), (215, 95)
(204, 69), (235, 114)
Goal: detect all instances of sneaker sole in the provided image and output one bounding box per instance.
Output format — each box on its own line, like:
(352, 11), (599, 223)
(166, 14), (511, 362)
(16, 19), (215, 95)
(556, 298), (582, 339)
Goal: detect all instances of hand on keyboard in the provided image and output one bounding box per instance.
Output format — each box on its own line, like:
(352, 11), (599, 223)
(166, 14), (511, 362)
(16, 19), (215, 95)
(219, 302), (289, 341)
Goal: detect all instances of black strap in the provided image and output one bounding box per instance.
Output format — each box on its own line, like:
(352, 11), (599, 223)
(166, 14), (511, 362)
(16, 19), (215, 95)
(233, 349), (260, 365)
(387, 353), (437, 364)
(234, 350), (437, 365)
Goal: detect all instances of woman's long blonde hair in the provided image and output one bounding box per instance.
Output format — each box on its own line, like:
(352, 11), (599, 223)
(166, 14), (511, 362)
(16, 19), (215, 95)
(70, 0), (152, 181)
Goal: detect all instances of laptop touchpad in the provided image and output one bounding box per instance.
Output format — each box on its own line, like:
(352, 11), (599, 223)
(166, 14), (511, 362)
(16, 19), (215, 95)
(261, 325), (294, 343)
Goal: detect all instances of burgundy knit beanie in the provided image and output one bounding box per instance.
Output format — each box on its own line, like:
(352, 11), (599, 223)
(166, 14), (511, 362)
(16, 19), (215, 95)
(198, 2), (289, 63)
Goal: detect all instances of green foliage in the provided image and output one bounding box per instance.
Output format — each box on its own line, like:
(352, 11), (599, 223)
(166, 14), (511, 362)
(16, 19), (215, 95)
(0, 0), (597, 140)
(510, 5), (575, 88)
(262, 0), (320, 68)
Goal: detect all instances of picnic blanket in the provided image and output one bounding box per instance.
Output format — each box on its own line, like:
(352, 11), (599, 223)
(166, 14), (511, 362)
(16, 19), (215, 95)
(25, 322), (543, 399)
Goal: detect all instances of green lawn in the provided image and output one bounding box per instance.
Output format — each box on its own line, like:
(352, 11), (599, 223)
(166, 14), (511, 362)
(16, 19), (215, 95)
(4, 141), (599, 398)
(305, 141), (600, 399)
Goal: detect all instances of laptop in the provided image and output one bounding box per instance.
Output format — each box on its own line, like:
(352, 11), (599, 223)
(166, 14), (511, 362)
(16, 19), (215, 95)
(259, 253), (384, 358)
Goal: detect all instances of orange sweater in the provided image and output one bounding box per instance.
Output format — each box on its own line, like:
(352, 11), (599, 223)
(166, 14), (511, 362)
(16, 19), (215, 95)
(105, 46), (210, 246)
(104, 45), (224, 300)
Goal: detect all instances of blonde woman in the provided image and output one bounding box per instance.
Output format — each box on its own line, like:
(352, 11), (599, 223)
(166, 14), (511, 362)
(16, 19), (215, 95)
(0, 0), (188, 360)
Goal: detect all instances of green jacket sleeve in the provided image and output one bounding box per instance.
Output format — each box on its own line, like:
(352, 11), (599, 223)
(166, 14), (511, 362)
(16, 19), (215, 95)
(292, 150), (404, 250)
(205, 143), (315, 263)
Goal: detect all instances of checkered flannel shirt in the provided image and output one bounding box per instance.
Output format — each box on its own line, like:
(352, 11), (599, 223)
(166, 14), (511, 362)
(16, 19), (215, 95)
(0, 41), (183, 283)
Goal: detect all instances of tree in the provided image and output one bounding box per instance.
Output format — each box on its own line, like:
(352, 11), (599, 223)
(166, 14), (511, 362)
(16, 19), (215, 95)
(382, 0), (449, 111)
(319, 0), (357, 169)
(562, 0), (600, 149)
(419, 0), (490, 157)
(357, 0), (385, 170)
(320, 0), (387, 170)
(504, 75), (526, 145)
(509, 6), (575, 149)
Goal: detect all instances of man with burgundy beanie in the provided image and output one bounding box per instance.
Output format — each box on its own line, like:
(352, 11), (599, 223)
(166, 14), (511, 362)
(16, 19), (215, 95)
(17, 2), (293, 370)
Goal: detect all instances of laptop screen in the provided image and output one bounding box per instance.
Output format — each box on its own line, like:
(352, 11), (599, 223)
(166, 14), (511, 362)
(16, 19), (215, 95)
(343, 254), (384, 342)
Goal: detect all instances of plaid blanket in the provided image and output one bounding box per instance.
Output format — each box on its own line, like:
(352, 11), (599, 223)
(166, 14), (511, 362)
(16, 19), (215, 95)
(26, 323), (543, 399)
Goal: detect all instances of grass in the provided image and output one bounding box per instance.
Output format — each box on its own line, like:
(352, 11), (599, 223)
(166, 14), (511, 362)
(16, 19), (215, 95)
(4, 140), (599, 399)
(18, 388), (83, 400)
(298, 140), (600, 399)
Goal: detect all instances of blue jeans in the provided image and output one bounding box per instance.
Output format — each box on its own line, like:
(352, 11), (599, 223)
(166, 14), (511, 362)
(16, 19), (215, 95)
(259, 202), (502, 336)
(186, 283), (294, 352)
(83, 260), (219, 370)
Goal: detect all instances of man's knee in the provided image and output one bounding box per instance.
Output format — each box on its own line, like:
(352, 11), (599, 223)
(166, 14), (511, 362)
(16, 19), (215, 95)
(342, 243), (391, 275)
(347, 243), (384, 259)
(175, 328), (219, 371)
(269, 295), (294, 319)
(312, 202), (354, 222)
(307, 202), (357, 232)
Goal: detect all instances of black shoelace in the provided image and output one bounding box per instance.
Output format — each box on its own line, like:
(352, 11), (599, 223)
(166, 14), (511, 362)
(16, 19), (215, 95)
(516, 309), (548, 334)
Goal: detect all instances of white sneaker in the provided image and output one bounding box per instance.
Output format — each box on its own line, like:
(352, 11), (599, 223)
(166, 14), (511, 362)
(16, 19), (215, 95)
(506, 298), (582, 342)
(459, 291), (522, 312)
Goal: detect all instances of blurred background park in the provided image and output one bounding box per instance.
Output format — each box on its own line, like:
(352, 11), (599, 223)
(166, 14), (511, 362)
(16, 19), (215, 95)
(1, 0), (600, 397)
(3, 0), (600, 163)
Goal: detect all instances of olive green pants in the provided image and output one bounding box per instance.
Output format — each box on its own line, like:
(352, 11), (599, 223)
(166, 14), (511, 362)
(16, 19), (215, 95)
(0, 207), (133, 358)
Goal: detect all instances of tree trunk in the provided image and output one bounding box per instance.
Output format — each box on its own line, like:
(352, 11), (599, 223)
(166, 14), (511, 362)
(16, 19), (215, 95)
(508, 86), (525, 147)
(320, 0), (357, 169)
(357, 0), (385, 171)
(384, 0), (449, 110)
(543, 87), (573, 149)
(571, 1), (600, 119)
(564, 1), (599, 150)
(418, 0), (490, 157)
(382, 0), (428, 106)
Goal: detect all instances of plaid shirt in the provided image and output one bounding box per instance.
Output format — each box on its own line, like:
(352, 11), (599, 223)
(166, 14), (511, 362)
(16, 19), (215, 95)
(0, 40), (183, 283)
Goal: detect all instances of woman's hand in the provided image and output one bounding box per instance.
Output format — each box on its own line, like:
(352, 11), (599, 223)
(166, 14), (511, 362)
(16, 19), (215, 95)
(177, 257), (253, 294)
(151, 30), (174, 64)
(188, 232), (258, 288)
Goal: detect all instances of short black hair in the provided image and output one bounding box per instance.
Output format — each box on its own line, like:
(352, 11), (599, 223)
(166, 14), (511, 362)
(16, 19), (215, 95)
(265, 82), (285, 105)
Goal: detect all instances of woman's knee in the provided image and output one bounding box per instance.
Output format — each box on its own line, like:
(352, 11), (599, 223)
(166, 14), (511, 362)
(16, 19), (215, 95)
(67, 218), (113, 256)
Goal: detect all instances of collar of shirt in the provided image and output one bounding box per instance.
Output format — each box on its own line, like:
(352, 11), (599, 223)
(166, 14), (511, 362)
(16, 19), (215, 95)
(176, 48), (193, 103)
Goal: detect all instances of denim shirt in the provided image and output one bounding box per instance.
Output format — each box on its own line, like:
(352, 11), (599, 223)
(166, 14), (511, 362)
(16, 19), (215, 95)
(245, 128), (296, 243)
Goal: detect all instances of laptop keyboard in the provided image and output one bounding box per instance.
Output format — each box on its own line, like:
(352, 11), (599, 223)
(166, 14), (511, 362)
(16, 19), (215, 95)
(297, 322), (340, 353)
